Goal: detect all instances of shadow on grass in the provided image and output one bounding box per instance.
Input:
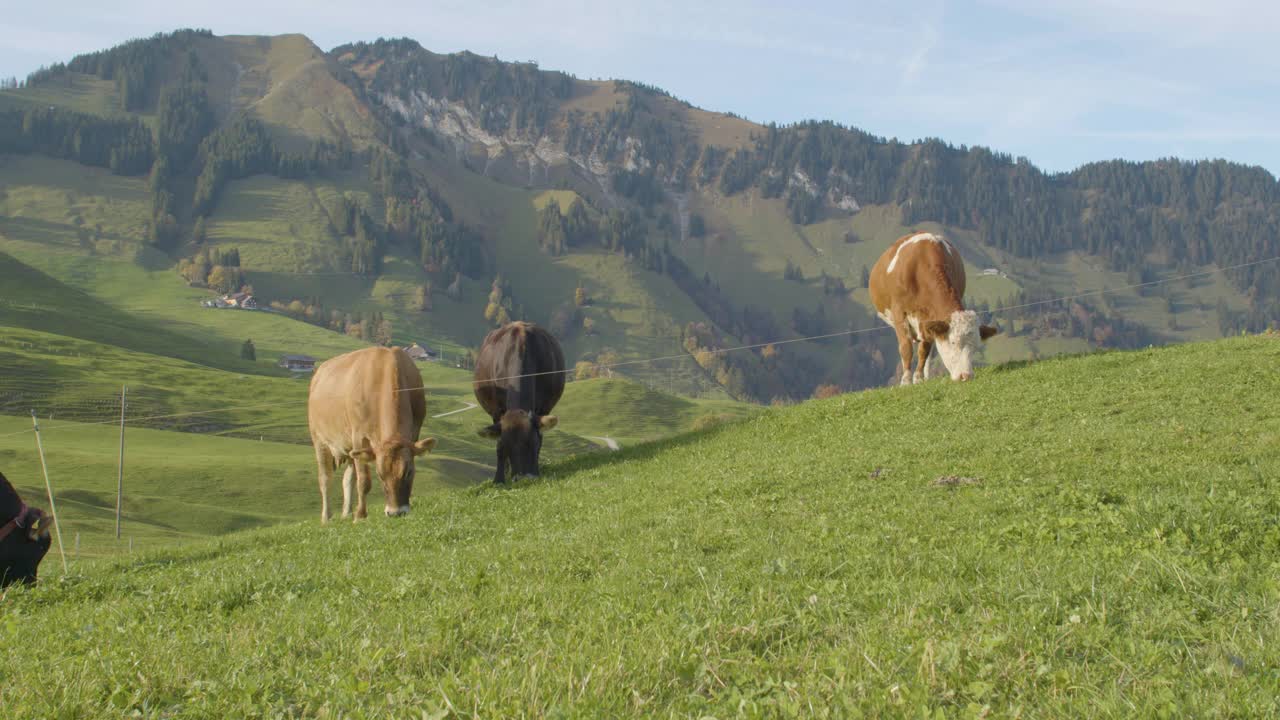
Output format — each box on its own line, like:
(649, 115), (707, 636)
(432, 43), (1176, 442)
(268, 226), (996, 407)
(132, 245), (172, 272)
(590, 298), (639, 313)
(982, 343), (1166, 376)
(468, 415), (754, 494)
(427, 457), (493, 490)
(0, 216), (82, 248)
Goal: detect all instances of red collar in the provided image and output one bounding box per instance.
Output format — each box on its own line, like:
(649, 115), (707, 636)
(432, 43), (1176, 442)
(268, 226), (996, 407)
(0, 502), (29, 542)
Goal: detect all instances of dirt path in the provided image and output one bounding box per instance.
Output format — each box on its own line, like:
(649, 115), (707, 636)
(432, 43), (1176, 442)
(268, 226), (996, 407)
(432, 402), (478, 418)
(585, 435), (621, 451)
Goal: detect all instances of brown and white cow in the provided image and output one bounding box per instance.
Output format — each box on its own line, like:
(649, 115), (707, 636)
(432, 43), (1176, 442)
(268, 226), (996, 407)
(308, 347), (436, 522)
(869, 231), (999, 384)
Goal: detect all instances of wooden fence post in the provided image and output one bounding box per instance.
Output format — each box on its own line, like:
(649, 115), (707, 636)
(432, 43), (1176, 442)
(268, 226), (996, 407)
(30, 410), (68, 574)
(116, 385), (127, 540)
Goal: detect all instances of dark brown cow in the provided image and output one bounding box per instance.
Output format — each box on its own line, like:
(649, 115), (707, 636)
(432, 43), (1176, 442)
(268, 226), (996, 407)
(1, 471), (52, 588)
(869, 231), (999, 384)
(473, 322), (565, 483)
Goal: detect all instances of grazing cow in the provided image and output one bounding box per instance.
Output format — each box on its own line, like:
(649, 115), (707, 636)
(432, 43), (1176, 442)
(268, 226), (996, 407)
(473, 322), (566, 483)
(870, 231), (999, 384)
(1, 471), (52, 589)
(308, 347), (436, 522)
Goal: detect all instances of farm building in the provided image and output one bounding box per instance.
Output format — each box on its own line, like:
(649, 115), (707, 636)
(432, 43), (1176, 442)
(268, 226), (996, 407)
(277, 354), (317, 373)
(404, 343), (439, 362)
(221, 292), (258, 309)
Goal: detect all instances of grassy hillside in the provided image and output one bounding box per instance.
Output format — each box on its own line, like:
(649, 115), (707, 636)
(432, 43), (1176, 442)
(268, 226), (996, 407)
(0, 72), (123, 117)
(0, 151), (730, 396)
(201, 34), (379, 150)
(0, 156), (381, 368)
(0, 251), (235, 366)
(4, 336), (1277, 716)
(410, 153), (734, 394)
(0, 155), (152, 246)
(0, 324), (719, 453)
(0, 322), (750, 555)
(0, 324), (490, 556)
(0, 412), (499, 557)
(0, 415), (336, 554)
(554, 376), (755, 446)
(0, 238), (369, 373)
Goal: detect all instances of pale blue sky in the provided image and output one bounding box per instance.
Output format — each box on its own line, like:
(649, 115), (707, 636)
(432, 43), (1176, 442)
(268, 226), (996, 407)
(3, 0), (1277, 176)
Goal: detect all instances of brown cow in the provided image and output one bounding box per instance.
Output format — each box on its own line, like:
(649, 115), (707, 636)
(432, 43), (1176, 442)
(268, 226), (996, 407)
(473, 322), (565, 483)
(869, 231), (999, 384)
(308, 347), (435, 522)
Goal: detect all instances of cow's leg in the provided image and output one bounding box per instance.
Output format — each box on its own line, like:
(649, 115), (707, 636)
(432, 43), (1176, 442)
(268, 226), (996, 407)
(895, 326), (914, 386)
(315, 446), (335, 524)
(917, 340), (934, 382)
(353, 460), (373, 521)
(340, 463), (355, 519)
(494, 446), (507, 485)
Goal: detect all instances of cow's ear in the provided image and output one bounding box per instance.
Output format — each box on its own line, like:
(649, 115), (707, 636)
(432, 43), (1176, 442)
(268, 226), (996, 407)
(477, 423), (502, 439)
(26, 510), (50, 540)
(411, 437), (436, 456)
(924, 320), (950, 339)
(979, 324), (1000, 341)
(538, 415), (558, 431)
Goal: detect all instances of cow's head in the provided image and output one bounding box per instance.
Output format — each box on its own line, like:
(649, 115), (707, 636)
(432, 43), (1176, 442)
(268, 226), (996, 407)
(1, 506), (52, 589)
(924, 310), (999, 381)
(479, 409), (558, 479)
(356, 437), (436, 517)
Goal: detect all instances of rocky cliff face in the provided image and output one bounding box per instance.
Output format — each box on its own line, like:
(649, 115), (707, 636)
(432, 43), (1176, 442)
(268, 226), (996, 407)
(382, 85), (866, 222)
(380, 89), (630, 202)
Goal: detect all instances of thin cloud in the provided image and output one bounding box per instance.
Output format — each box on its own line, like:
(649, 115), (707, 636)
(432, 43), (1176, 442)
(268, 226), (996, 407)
(897, 0), (944, 89)
(981, 0), (1280, 53)
(1068, 128), (1280, 143)
(899, 30), (937, 88)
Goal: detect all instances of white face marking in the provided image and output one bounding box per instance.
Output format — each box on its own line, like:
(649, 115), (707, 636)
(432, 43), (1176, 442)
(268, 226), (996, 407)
(877, 309), (894, 326)
(932, 310), (983, 380)
(907, 315), (922, 340)
(887, 232), (946, 274)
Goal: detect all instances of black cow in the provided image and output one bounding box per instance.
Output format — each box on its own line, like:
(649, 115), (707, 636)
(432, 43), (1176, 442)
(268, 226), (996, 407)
(473, 322), (566, 483)
(1, 471), (52, 589)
